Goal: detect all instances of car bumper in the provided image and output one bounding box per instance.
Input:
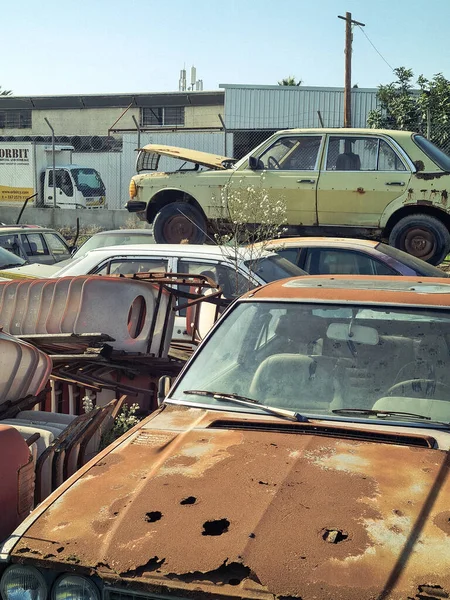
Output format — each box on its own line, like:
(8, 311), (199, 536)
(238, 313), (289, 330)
(125, 200), (147, 213)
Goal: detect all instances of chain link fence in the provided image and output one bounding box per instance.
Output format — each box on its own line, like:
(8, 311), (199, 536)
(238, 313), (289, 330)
(2, 108), (450, 212)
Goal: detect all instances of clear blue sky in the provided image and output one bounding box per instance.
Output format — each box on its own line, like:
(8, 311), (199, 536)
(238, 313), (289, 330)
(3, 0), (449, 96)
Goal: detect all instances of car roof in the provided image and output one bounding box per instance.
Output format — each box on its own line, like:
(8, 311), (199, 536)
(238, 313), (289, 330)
(264, 237), (379, 249)
(93, 229), (153, 236)
(274, 128), (415, 139)
(0, 225), (46, 232)
(82, 244), (262, 259)
(244, 275), (450, 308)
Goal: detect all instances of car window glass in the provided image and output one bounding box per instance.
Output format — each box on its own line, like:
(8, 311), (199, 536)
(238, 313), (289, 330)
(326, 137), (378, 171)
(49, 169), (73, 197)
(94, 258), (168, 276)
(23, 233), (49, 256)
(177, 260), (252, 299)
(378, 140), (406, 171)
(274, 247), (300, 266)
(304, 248), (397, 275)
(0, 234), (22, 257)
(46, 233), (69, 255)
(258, 136), (322, 170)
(217, 264), (255, 297)
(0, 246), (25, 267)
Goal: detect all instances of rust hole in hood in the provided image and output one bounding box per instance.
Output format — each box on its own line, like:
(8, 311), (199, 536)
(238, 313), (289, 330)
(180, 496), (197, 505)
(322, 528), (348, 544)
(416, 584), (449, 599)
(202, 518), (230, 536)
(167, 561), (250, 585)
(145, 511), (162, 523)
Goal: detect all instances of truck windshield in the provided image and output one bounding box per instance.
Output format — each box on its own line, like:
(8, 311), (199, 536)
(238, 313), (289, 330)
(170, 300), (450, 427)
(71, 168), (105, 196)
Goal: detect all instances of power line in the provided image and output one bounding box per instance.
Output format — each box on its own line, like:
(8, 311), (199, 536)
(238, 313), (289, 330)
(356, 25), (395, 72)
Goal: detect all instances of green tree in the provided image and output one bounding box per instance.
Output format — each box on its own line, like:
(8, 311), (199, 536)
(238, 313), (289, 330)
(367, 68), (450, 151)
(367, 67), (419, 130)
(0, 87), (12, 96)
(278, 76), (302, 86)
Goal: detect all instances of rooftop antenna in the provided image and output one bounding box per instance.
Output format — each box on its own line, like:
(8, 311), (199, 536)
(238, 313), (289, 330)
(179, 65), (203, 91)
(179, 67), (187, 91)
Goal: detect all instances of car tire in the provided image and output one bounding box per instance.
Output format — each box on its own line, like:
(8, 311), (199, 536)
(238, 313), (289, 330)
(153, 202), (207, 244)
(388, 213), (450, 265)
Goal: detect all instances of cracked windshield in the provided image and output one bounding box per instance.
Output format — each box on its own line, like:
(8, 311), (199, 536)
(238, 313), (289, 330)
(173, 301), (450, 423)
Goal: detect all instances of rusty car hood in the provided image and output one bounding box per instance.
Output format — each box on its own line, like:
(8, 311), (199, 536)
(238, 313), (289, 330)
(10, 405), (450, 600)
(138, 144), (234, 170)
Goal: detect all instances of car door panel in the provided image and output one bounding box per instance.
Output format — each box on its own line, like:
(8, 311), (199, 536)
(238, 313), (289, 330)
(234, 135), (324, 226)
(317, 136), (412, 226)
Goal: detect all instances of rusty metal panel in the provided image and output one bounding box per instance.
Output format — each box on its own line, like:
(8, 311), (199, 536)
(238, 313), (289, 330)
(11, 405), (450, 599)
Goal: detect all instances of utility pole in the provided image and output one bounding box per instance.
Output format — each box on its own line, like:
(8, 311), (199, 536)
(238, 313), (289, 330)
(338, 12), (365, 127)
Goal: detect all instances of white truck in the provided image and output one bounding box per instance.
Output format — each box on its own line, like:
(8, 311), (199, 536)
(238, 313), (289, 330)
(0, 142), (106, 209)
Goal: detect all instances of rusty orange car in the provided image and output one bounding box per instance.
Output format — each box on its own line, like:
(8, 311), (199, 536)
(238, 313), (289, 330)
(2, 275), (450, 600)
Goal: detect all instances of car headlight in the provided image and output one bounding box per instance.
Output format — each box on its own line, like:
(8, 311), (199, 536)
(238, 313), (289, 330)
(0, 565), (47, 600)
(52, 575), (99, 600)
(129, 179), (137, 199)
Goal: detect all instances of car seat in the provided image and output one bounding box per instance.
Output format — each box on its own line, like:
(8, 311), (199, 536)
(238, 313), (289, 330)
(335, 152), (361, 171)
(249, 353), (334, 411)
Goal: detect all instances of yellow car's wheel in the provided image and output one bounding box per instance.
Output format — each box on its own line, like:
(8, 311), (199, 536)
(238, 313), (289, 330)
(153, 202), (207, 244)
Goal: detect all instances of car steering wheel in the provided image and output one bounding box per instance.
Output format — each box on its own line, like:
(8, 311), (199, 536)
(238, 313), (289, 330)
(385, 379), (450, 398)
(267, 156), (281, 170)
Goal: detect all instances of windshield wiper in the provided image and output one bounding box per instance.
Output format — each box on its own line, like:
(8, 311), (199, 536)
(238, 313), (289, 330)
(0, 263), (23, 269)
(332, 408), (441, 422)
(183, 390), (309, 422)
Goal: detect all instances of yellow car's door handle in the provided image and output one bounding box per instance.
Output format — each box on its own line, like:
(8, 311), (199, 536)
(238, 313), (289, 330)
(385, 181), (405, 186)
(297, 179), (316, 184)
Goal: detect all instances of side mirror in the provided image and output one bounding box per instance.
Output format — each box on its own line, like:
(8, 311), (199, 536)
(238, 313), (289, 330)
(69, 245), (77, 256)
(248, 156), (260, 170)
(157, 375), (172, 406)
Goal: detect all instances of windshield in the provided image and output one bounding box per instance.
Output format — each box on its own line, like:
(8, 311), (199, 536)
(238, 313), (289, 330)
(245, 255), (306, 282)
(73, 233), (152, 259)
(377, 243), (447, 277)
(170, 300), (450, 425)
(71, 168), (105, 196)
(413, 135), (450, 171)
(0, 245), (26, 268)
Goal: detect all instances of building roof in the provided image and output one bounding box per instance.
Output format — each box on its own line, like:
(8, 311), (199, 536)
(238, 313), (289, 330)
(245, 275), (450, 307)
(0, 91), (224, 111)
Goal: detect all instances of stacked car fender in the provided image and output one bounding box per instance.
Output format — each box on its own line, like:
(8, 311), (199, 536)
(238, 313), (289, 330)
(0, 275), (175, 356)
(0, 332), (53, 541)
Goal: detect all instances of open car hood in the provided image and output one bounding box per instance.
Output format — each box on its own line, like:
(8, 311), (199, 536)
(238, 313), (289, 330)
(137, 144), (235, 171)
(7, 404), (450, 600)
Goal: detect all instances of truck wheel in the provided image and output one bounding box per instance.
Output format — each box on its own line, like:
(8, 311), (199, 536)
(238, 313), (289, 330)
(153, 202), (207, 244)
(388, 214), (450, 265)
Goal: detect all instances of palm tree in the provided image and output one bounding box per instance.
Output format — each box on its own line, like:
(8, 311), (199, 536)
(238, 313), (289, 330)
(278, 76), (302, 86)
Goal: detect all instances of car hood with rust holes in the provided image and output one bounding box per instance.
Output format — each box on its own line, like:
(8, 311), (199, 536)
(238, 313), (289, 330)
(5, 404), (450, 600)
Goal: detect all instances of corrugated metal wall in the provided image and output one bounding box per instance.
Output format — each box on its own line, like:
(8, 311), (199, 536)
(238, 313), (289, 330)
(223, 84), (379, 130)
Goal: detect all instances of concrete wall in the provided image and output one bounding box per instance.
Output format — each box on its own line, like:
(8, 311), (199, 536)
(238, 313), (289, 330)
(4, 107), (140, 137)
(185, 105), (224, 128)
(3, 105), (225, 137)
(0, 206), (148, 231)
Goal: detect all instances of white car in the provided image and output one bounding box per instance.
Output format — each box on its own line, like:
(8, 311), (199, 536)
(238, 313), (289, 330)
(53, 244), (305, 340)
